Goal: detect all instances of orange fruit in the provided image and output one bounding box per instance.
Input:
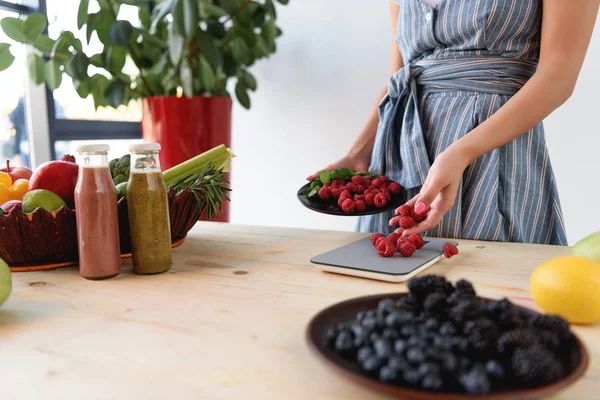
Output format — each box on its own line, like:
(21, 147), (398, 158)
(0, 172), (11, 188)
(8, 179), (29, 201)
(0, 183), (9, 205)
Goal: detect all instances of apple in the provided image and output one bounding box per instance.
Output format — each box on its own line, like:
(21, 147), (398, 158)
(1, 200), (22, 213)
(1, 160), (32, 182)
(29, 158), (79, 207)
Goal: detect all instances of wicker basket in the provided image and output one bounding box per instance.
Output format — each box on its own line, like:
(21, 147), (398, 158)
(0, 188), (203, 267)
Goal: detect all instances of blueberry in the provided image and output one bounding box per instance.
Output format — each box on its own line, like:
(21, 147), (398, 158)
(382, 328), (399, 341)
(440, 322), (456, 336)
(407, 335), (424, 348)
(441, 353), (459, 373)
(325, 327), (337, 347)
(425, 318), (440, 331)
(459, 367), (492, 395)
(357, 346), (374, 363)
(388, 355), (410, 372)
(407, 348), (426, 364)
(334, 330), (354, 353)
(486, 360), (505, 380)
(379, 366), (398, 383)
(378, 298), (397, 314)
(362, 316), (377, 330)
(403, 369), (421, 385)
(361, 355), (383, 376)
(418, 362), (440, 377)
(421, 373), (444, 391)
(433, 335), (452, 351)
(401, 324), (416, 337)
(394, 339), (407, 354)
(373, 338), (392, 359)
(369, 332), (380, 343)
(385, 310), (413, 328)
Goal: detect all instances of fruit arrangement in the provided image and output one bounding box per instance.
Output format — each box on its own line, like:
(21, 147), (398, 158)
(301, 169), (404, 214)
(325, 274), (581, 395)
(0, 145), (233, 266)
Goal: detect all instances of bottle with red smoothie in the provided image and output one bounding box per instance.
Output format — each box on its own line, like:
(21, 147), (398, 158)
(74, 144), (121, 280)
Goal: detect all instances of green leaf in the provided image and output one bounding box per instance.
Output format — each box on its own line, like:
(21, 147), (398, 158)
(206, 20), (225, 39)
(235, 79), (250, 109)
(138, 6), (151, 29)
(104, 80), (125, 108)
(0, 43), (15, 72)
(89, 53), (104, 66)
(198, 55), (216, 91)
(27, 53), (45, 84)
(241, 69), (257, 91)
(44, 59), (62, 91)
(238, 26), (257, 47)
(51, 31), (76, 59)
(23, 14), (47, 43)
(319, 171), (331, 184)
(33, 36), (55, 55)
(167, 24), (184, 65)
(96, 10), (114, 46)
(109, 20), (133, 46)
(0, 17), (29, 44)
(77, 0), (89, 29)
(86, 13), (99, 44)
(231, 37), (249, 64)
(151, 0), (173, 32)
(66, 53), (89, 80)
(119, 0), (152, 5)
(182, 0), (199, 39)
(171, 0), (186, 37)
(195, 30), (222, 69)
(180, 57), (193, 97)
(91, 74), (110, 108)
(98, 0), (121, 15)
(251, 6), (266, 26)
(105, 45), (126, 73)
(331, 168), (354, 180)
(262, 18), (277, 44)
(276, 0), (289, 4)
(265, 0), (277, 18)
(74, 79), (91, 98)
(199, 3), (226, 18)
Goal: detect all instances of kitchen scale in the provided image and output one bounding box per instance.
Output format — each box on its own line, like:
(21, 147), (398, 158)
(311, 237), (458, 283)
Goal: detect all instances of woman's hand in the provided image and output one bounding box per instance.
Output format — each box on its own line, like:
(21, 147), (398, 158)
(306, 153), (371, 181)
(389, 145), (472, 235)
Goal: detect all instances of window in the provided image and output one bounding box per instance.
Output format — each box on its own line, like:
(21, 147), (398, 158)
(54, 138), (142, 161)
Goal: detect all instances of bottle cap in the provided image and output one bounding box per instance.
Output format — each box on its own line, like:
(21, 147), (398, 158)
(75, 144), (110, 153)
(128, 142), (161, 152)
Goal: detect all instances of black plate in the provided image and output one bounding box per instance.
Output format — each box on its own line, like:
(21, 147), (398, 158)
(306, 293), (589, 400)
(297, 182), (407, 216)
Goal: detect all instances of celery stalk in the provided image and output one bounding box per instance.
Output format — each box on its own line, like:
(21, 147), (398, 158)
(162, 144), (235, 187)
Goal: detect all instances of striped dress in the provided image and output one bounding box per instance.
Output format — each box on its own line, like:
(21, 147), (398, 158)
(356, 0), (568, 245)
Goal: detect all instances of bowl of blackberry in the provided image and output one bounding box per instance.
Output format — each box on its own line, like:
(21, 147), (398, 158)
(306, 275), (589, 400)
(298, 169), (406, 216)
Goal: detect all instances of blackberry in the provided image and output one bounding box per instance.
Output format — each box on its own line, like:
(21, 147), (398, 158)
(485, 298), (522, 328)
(388, 355), (410, 372)
(485, 360), (505, 381)
(459, 366), (492, 395)
(397, 293), (420, 313)
(407, 348), (426, 364)
(379, 366), (398, 383)
(529, 314), (572, 340)
(373, 338), (392, 359)
(423, 292), (448, 313)
(440, 322), (457, 336)
(464, 318), (498, 338)
(496, 329), (538, 355)
(407, 275), (449, 298)
(449, 300), (481, 324)
(421, 373), (444, 391)
(357, 346), (375, 364)
(402, 369), (422, 386)
(538, 330), (561, 351)
(512, 346), (564, 385)
(447, 291), (474, 306)
(361, 354), (384, 376)
(456, 279), (476, 296)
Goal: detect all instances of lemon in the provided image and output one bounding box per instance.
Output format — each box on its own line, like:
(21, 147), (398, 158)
(22, 189), (66, 213)
(530, 255), (600, 324)
(0, 258), (12, 307)
(572, 230), (600, 263)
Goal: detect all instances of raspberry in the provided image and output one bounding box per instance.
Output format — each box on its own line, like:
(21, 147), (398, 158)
(318, 187), (331, 200)
(408, 233), (425, 249)
(379, 183), (389, 191)
(355, 185), (365, 194)
(330, 187), (341, 199)
(375, 236), (387, 248)
(372, 178), (383, 187)
(340, 190), (351, 200)
(369, 188), (381, 196)
(339, 185), (347, 193)
(351, 175), (364, 185)
(341, 198), (355, 213)
(396, 236), (408, 248)
(323, 183), (331, 188)
(364, 193), (375, 207)
(397, 241), (416, 257)
(387, 232), (400, 244)
(345, 182), (358, 193)
(337, 197), (346, 207)
(363, 178), (372, 187)
(399, 216), (416, 229)
(377, 239), (396, 257)
(332, 179), (345, 187)
(370, 233), (385, 246)
(353, 194), (364, 202)
(354, 200), (367, 212)
(397, 204), (411, 217)
(382, 191), (392, 202)
(442, 243), (459, 258)
(388, 182), (402, 194)
(374, 193), (388, 208)
(411, 209), (428, 223)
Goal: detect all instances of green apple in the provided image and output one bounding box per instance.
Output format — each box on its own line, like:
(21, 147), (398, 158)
(572, 230), (600, 263)
(0, 257), (12, 307)
(22, 189), (66, 213)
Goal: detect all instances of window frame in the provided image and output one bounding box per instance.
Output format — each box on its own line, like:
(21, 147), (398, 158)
(1, 0), (141, 164)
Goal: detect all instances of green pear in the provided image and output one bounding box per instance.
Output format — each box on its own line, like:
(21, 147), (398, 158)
(0, 258), (12, 307)
(572, 230), (600, 263)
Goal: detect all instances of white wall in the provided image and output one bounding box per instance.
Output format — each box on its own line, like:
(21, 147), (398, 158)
(230, 1), (600, 245)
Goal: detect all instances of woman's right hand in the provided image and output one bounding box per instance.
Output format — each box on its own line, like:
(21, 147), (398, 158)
(306, 153), (371, 181)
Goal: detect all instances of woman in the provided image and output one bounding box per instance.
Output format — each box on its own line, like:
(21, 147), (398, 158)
(309, 0), (599, 244)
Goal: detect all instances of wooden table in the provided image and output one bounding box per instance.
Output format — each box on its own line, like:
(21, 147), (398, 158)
(0, 223), (597, 399)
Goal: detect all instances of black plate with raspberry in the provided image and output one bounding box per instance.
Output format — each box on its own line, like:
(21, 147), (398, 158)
(306, 275), (588, 400)
(298, 169), (407, 216)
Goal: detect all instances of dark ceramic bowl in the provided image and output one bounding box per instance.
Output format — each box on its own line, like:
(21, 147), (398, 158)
(306, 293), (589, 400)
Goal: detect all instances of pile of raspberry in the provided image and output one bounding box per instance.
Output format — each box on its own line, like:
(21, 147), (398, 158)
(317, 175), (403, 213)
(370, 205), (458, 258)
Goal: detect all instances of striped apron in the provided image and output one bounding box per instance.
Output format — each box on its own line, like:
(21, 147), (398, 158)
(356, 0), (568, 245)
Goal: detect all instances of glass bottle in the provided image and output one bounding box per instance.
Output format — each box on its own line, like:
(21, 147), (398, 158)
(74, 144), (121, 280)
(127, 143), (172, 274)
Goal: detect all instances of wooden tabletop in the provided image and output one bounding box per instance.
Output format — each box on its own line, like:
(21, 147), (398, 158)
(0, 223), (598, 399)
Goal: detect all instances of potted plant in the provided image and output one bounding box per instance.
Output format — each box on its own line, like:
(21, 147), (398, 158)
(0, 0), (290, 222)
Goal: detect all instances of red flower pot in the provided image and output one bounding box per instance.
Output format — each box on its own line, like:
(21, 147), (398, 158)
(141, 96), (232, 222)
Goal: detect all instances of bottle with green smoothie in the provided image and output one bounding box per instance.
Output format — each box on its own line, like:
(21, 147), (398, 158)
(127, 143), (172, 274)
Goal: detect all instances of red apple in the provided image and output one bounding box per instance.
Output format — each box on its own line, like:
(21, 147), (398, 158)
(1, 161), (33, 182)
(29, 159), (79, 207)
(1, 200), (22, 213)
